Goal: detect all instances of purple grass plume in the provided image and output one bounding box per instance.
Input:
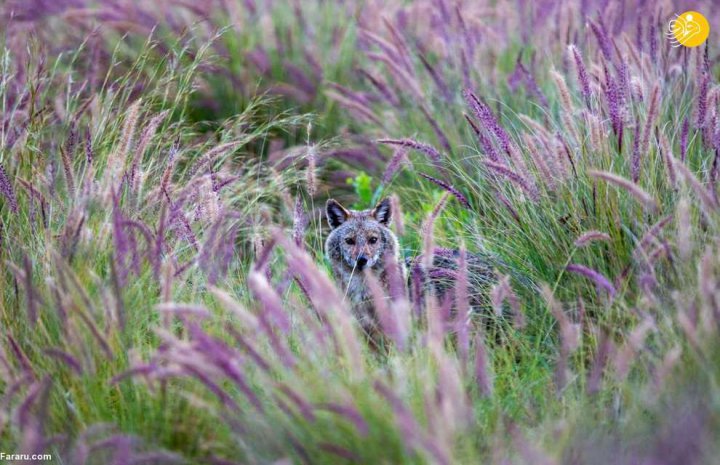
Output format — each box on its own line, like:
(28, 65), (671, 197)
(588, 169), (658, 212)
(377, 138), (444, 165)
(566, 263), (617, 298)
(463, 89), (515, 158)
(418, 173), (471, 208)
(569, 45), (591, 107)
(485, 161), (540, 201)
(575, 231), (611, 247)
(0, 164), (19, 213)
(681, 118), (690, 162)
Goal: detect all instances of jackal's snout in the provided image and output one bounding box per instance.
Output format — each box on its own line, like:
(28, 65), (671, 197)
(355, 255), (369, 270)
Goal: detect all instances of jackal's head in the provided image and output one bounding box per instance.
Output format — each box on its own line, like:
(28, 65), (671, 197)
(325, 198), (394, 272)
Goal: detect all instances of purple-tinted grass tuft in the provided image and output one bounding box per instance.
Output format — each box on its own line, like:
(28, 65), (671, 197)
(566, 264), (616, 298)
(569, 45), (591, 107)
(575, 231), (611, 247)
(377, 138), (444, 165)
(588, 169), (657, 211)
(418, 173), (471, 208)
(0, 164), (19, 213)
(463, 89), (515, 158)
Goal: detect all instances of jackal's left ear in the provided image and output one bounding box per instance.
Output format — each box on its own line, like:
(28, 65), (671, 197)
(372, 198), (392, 225)
(326, 199), (350, 229)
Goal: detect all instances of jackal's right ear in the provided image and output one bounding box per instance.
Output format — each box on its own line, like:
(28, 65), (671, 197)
(326, 199), (350, 229)
(372, 198), (392, 225)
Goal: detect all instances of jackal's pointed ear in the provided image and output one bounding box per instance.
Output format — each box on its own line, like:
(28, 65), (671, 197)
(372, 198), (392, 225)
(326, 199), (350, 229)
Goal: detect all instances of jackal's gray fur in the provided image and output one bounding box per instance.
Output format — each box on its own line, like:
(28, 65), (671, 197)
(324, 198), (405, 335)
(325, 198), (509, 340)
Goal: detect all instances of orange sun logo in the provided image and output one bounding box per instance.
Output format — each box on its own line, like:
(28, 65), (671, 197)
(667, 11), (710, 48)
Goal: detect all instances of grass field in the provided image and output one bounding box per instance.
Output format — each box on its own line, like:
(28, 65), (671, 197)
(1, 1), (720, 463)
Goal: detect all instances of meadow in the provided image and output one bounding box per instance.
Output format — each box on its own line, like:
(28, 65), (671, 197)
(1, 0), (720, 463)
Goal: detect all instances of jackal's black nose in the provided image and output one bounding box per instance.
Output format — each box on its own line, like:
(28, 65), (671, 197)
(356, 256), (368, 269)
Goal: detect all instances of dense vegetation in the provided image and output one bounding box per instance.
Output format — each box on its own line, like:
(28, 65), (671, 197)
(1, 1), (720, 463)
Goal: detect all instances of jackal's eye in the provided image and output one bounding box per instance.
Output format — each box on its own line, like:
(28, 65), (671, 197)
(368, 236), (378, 244)
(345, 237), (355, 245)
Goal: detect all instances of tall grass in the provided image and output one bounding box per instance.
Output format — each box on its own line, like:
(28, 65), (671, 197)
(1, 0), (720, 464)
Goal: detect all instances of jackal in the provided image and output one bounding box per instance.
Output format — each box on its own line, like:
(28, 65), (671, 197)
(325, 198), (502, 340)
(324, 198), (405, 338)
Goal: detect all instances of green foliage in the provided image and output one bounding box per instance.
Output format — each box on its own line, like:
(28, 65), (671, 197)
(346, 171), (375, 208)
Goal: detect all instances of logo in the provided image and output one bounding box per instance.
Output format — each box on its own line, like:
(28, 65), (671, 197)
(667, 11), (710, 48)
